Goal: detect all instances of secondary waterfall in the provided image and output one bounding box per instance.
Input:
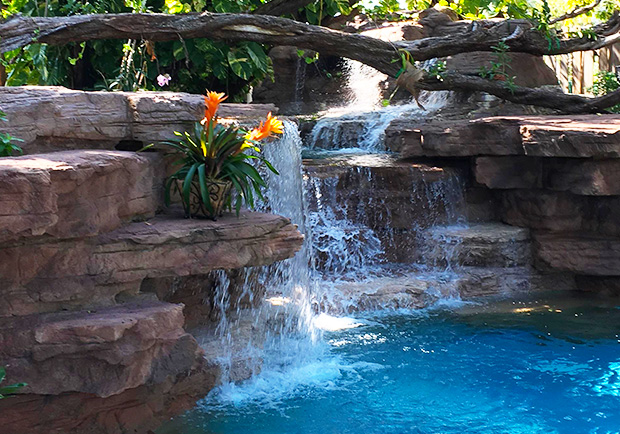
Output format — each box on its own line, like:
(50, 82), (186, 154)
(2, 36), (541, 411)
(307, 59), (450, 152)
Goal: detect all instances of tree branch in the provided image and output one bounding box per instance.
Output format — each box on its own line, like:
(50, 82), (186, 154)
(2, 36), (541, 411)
(549, 0), (602, 25)
(395, 11), (620, 58)
(2, 10), (619, 61)
(417, 71), (620, 114)
(1, 10), (619, 113)
(0, 12), (401, 75)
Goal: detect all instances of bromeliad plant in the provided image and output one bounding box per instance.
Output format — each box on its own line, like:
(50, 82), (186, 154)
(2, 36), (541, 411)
(143, 91), (283, 219)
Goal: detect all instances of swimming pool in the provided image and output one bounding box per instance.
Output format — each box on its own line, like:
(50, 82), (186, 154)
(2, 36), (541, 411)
(157, 293), (620, 434)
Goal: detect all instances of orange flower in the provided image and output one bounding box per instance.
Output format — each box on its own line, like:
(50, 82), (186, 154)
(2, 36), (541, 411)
(241, 113), (283, 152)
(203, 90), (227, 124)
(245, 112), (284, 142)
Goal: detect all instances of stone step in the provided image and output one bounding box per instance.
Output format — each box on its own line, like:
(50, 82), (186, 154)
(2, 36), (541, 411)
(303, 155), (476, 231)
(0, 150), (164, 243)
(475, 156), (620, 196)
(386, 115), (620, 159)
(321, 266), (575, 314)
(0, 212), (304, 317)
(422, 223), (532, 268)
(0, 301), (204, 398)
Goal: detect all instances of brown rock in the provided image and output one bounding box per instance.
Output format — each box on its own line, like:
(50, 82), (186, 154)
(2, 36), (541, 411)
(423, 223), (532, 268)
(475, 156), (543, 189)
(446, 52), (558, 88)
(575, 275), (620, 295)
(0, 86), (277, 154)
(520, 116), (620, 157)
(500, 190), (586, 232)
(545, 159), (620, 196)
(0, 212), (304, 316)
(0, 302), (202, 397)
(0, 364), (217, 434)
(500, 190), (620, 237)
(386, 117), (524, 158)
(534, 232), (620, 276)
(386, 115), (620, 159)
(0, 150), (164, 243)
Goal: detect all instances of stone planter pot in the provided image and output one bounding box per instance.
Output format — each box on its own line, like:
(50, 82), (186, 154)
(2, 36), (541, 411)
(176, 179), (232, 220)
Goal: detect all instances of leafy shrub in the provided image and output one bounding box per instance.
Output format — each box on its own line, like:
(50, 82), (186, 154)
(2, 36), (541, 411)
(0, 109), (23, 157)
(588, 71), (620, 113)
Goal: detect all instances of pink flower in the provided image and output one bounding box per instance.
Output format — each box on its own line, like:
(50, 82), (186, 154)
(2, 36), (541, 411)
(157, 74), (171, 87)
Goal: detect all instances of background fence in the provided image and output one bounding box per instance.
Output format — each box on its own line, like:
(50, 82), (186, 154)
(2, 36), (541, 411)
(544, 43), (620, 94)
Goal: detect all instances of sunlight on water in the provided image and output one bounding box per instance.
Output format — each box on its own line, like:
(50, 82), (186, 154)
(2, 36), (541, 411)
(159, 293), (620, 434)
(307, 58), (451, 152)
(312, 313), (364, 331)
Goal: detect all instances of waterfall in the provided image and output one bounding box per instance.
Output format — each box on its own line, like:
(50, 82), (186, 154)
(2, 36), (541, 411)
(306, 59), (450, 152)
(196, 115), (473, 407)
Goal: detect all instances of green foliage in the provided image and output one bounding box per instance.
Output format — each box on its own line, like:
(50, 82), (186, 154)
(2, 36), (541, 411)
(425, 60), (446, 81)
(0, 110), (23, 157)
(359, 0), (433, 18)
(0, 367), (27, 398)
(588, 71), (620, 113)
(304, 0), (353, 25)
(297, 49), (320, 65)
(479, 40), (518, 93)
(1, 0), (274, 99)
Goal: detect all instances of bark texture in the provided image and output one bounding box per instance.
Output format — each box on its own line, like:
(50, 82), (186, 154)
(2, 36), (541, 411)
(1, 10), (619, 112)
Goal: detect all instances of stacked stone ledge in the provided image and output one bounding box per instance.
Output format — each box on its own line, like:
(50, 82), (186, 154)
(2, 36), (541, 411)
(385, 113), (620, 291)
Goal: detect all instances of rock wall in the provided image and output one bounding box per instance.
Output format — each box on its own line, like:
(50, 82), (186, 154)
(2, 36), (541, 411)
(0, 89), (303, 434)
(0, 86), (278, 154)
(385, 113), (620, 293)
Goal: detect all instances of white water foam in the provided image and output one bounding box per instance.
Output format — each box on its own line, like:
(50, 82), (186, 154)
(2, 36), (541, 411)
(307, 59), (450, 152)
(201, 112), (472, 408)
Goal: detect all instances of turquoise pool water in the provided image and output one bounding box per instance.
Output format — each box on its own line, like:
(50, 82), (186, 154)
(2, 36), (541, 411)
(158, 293), (620, 434)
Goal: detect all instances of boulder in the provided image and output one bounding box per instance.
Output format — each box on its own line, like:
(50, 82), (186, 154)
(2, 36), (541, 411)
(500, 190), (586, 232)
(0, 212), (304, 317)
(475, 156), (543, 189)
(500, 190), (620, 237)
(446, 52), (558, 88)
(423, 223), (532, 268)
(386, 115), (620, 159)
(545, 159), (620, 196)
(0, 361), (217, 434)
(534, 232), (620, 276)
(0, 86), (277, 153)
(0, 150), (164, 243)
(0, 301), (202, 397)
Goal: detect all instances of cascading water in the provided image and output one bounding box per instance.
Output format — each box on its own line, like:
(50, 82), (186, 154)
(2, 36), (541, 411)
(157, 50), (618, 434)
(307, 59), (450, 152)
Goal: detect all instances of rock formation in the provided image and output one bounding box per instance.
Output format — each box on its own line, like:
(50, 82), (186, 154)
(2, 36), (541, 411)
(0, 89), (303, 434)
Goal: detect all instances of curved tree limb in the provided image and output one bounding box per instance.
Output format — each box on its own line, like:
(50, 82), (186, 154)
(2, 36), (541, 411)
(1, 10), (620, 113)
(1, 11), (619, 61)
(0, 12), (401, 75)
(395, 11), (620, 58)
(549, 0), (602, 25)
(417, 71), (620, 114)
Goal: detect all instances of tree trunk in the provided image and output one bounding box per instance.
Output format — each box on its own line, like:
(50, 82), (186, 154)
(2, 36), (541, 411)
(1, 10), (619, 112)
(0, 64), (6, 86)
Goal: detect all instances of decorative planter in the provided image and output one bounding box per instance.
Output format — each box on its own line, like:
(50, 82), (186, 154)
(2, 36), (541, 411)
(176, 179), (232, 220)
